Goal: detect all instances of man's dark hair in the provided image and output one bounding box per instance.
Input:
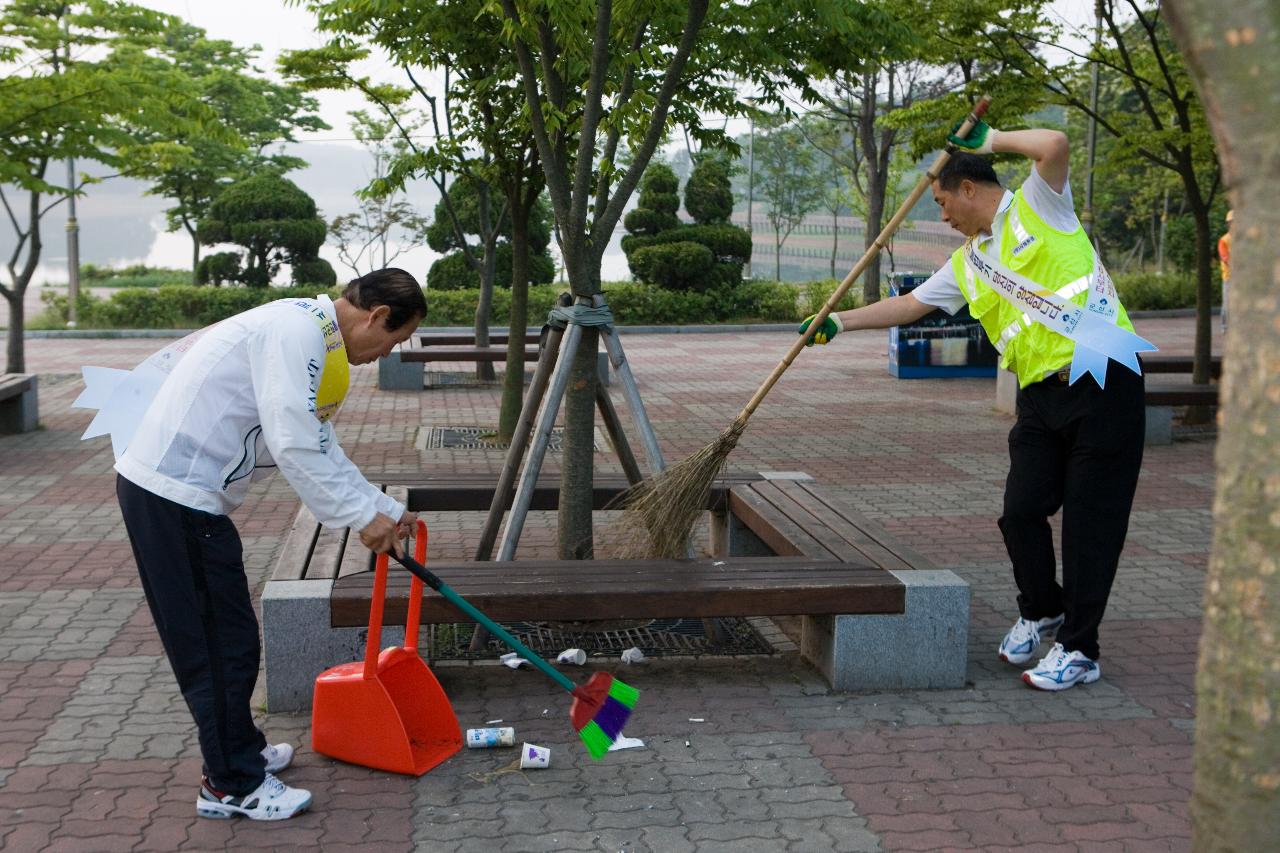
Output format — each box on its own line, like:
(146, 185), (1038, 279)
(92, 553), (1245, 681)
(936, 153), (1002, 192)
(341, 267), (427, 330)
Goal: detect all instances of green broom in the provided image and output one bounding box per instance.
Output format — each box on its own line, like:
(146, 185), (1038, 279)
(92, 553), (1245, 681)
(391, 551), (638, 760)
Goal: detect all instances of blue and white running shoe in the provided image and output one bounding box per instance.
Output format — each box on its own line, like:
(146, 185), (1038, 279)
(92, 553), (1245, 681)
(998, 613), (1065, 664)
(262, 742), (294, 773)
(1022, 643), (1101, 691)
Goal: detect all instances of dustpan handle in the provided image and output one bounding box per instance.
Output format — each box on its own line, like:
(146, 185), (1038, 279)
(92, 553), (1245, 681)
(364, 550), (389, 680)
(403, 520), (428, 652)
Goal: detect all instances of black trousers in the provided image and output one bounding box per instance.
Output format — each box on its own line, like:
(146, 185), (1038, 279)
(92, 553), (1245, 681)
(999, 361), (1145, 660)
(116, 474), (267, 795)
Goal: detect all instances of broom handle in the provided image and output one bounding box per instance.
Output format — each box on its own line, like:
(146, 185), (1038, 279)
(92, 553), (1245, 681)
(390, 550), (578, 694)
(736, 95), (992, 423)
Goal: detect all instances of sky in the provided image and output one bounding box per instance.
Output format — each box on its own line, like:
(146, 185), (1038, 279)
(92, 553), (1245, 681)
(9, 0), (1103, 286)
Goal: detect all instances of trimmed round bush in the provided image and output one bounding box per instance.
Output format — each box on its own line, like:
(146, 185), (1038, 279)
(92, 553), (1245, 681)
(292, 257), (337, 287)
(630, 242), (715, 291)
(623, 207), (680, 236)
(196, 252), (242, 286)
(684, 159), (733, 225)
(428, 244), (557, 291)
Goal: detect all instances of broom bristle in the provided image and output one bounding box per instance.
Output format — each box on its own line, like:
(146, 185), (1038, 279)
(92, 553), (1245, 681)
(604, 419), (745, 559)
(573, 675), (640, 759)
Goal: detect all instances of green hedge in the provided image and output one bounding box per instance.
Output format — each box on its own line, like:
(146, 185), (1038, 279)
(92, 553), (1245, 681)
(28, 272), (1210, 331)
(33, 284), (337, 329)
(1112, 271), (1218, 311)
(78, 264), (190, 288)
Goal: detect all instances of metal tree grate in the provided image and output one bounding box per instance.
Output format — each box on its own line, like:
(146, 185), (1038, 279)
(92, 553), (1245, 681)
(424, 370), (533, 389)
(423, 617), (775, 662)
(417, 425), (603, 451)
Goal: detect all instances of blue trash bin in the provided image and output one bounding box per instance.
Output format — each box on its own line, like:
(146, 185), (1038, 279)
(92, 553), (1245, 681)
(887, 272), (997, 378)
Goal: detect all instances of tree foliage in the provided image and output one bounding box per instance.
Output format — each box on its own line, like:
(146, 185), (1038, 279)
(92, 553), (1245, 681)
(0, 0), (227, 372)
(142, 22), (326, 281)
(197, 173), (327, 287)
(328, 112), (431, 278)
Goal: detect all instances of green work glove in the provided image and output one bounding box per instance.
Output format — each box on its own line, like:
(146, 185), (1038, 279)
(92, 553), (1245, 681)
(948, 119), (998, 155)
(799, 312), (843, 346)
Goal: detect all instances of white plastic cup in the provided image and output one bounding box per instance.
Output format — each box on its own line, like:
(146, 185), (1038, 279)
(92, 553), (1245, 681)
(466, 727), (515, 748)
(621, 647), (645, 664)
(519, 742), (550, 769)
(556, 648), (587, 665)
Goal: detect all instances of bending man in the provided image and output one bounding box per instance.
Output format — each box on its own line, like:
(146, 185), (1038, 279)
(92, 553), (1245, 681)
(114, 268), (426, 819)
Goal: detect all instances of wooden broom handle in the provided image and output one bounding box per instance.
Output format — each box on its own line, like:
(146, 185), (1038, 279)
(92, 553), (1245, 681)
(736, 95), (992, 423)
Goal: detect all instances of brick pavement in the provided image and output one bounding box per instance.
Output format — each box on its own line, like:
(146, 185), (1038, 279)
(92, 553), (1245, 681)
(0, 315), (1215, 851)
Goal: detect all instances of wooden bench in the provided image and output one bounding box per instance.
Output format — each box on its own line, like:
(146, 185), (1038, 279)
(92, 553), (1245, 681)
(402, 345), (542, 364)
(0, 373), (37, 434)
(418, 332), (540, 347)
(379, 329), (609, 389)
(1142, 353), (1222, 378)
(1142, 354), (1222, 445)
(263, 473), (969, 711)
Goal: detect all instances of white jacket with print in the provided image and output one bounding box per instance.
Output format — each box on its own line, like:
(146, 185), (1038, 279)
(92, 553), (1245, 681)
(115, 295), (403, 531)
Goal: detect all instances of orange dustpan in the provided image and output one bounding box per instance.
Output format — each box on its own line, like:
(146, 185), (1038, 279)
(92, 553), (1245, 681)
(312, 521), (462, 775)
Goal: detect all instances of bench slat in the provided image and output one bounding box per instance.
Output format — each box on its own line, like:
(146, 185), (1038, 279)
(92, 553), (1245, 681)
(418, 333), (540, 347)
(0, 374), (34, 398)
(728, 486), (837, 558)
(331, 558), (904, 625)
(790, 481), (937, 571)
(337, 535), (373, 579)
(270, 505), (321, 581)
(1142, 354), (1222, 378)
(399, 346), (541, 363)
(1145, 382), (1218, 406)
(305, 524), (347, 580)
(752, 481), (907, 569)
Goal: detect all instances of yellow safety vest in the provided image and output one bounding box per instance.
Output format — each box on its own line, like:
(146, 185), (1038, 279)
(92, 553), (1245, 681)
(950, 190), (1135, 388)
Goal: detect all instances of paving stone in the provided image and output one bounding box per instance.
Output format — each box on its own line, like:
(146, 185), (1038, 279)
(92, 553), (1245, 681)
(2, 322), (1215, 851)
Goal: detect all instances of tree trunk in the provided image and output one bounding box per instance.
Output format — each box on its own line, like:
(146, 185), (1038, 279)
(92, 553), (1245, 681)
(557, 252), (599, 560)
(863, 186), (886, 304)
(498, 207), (531, 444)
(5, 290), (25, 374)
(1183, 199), (1216, 423)
(474, 239), (498, 382)
(4, 188), (43, 374)
(1164, 3), (1280, 849)
(830, 208), (838, 280)
(774, 233), (782, 281)
(189, 228), (201, 286)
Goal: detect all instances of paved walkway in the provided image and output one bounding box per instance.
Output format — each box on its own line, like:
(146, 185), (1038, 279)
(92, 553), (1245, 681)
(0, 317), (1215, 851)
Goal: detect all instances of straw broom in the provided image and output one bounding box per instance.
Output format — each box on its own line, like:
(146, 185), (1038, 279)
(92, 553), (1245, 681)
(608, 96), (992, 559)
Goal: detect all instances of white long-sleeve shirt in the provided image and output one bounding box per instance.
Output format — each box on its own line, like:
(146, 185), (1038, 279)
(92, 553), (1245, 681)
(115, 295), (403, 531)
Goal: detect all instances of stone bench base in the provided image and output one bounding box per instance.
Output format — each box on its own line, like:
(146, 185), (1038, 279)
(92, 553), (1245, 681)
(262, 579), (410, 713)
(801, 569), (969, 690)
(0, 375), (38, 434)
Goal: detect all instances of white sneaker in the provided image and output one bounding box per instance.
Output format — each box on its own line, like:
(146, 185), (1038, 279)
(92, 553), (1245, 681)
(1022, 643), (1101, 691)
(262, 742), (294, 773)
(196, 773), (312, 821)
(998, 613), (1065, 664)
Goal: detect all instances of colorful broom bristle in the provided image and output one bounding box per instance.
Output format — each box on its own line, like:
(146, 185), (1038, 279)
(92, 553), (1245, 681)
(571, 673), (639, 760)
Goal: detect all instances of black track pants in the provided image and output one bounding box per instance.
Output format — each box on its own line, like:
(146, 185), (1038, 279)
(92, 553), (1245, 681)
(998, 361), (1145, 660)
(116, 474), (267, 795)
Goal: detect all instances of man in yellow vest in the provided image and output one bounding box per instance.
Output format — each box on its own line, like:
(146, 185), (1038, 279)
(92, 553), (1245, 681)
(799, 123), (1147, 692)
(107, 268), (426, 819)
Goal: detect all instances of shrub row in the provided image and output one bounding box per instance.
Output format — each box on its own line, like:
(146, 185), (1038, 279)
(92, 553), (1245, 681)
(29, 271), (1210, 331)
(35, 284), (334, 329)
